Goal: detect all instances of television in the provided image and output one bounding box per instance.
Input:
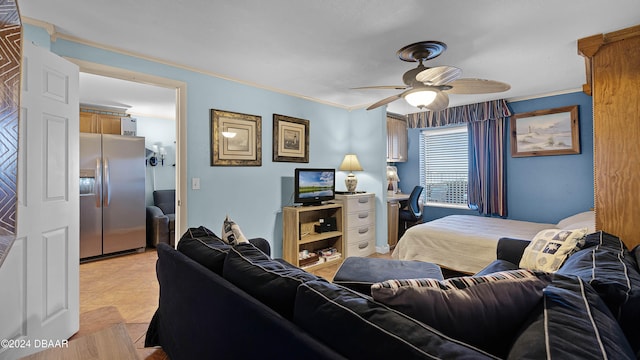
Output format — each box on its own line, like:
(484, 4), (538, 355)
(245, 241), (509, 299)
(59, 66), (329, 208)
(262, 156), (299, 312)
(294, 168), (336, 206)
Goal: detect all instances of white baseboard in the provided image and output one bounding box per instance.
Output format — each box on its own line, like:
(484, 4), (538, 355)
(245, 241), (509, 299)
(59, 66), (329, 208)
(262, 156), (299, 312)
(376, 244), (390, 254)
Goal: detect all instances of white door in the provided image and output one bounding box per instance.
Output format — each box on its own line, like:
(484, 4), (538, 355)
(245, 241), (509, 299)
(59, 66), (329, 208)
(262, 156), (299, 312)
(0, 42), (79, 359)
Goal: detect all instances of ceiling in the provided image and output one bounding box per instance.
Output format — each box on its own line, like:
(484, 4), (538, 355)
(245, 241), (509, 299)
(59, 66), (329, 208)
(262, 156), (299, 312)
(20, 0), (640, 116)
(79, 73), (176, 119)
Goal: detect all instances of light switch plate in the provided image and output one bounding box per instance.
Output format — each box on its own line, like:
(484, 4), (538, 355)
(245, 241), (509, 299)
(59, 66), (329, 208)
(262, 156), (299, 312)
(192, 177), (200, 190)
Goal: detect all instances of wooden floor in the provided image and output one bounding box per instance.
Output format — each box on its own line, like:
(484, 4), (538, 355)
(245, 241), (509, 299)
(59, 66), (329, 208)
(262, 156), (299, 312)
(78, 248), (393, 359)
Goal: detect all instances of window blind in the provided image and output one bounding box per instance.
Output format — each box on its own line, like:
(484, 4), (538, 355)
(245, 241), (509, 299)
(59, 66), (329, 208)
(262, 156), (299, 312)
(420, 126), (469, 207)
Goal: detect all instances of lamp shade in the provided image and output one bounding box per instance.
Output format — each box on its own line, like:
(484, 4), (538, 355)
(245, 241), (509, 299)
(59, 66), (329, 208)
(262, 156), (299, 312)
(403, 89), (437, 108)
(339, 154), (363, 172)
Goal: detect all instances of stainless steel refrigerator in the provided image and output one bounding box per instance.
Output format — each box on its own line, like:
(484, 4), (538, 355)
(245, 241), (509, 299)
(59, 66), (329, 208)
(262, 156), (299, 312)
(80, 133), (146, 259)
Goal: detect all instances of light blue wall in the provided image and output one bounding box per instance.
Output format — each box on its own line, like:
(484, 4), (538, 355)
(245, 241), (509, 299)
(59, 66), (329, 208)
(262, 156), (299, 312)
(397, 91), (594, 224)
(25, 24), (389, 257)
(136, 115), (177, 206)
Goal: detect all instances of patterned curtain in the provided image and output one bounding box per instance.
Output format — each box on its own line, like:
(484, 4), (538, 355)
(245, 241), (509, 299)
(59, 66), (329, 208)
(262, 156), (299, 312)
(407, 99), (511, 216)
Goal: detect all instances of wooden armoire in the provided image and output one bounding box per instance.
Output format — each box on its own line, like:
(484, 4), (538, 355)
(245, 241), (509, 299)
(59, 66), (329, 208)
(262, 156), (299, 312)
(578, 25), (640, 250)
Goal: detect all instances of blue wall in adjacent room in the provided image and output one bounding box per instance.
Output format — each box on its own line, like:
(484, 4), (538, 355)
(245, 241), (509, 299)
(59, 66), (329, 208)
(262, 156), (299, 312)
(397, 91), (594, 224)
(25, 24), (389, 257)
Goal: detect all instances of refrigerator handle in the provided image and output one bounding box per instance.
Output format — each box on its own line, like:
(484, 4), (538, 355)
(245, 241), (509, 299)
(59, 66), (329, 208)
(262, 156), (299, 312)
(95, 157), (102, 208)
(103, 157), (111, 207)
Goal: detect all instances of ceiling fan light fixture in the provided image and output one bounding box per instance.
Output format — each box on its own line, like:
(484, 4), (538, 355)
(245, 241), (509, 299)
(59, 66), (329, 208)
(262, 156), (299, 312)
(403, 89), (437, 108)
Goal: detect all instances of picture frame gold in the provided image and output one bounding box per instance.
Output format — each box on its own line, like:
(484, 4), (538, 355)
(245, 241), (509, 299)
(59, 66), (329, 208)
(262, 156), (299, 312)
(211, 109), (262, 166)
(510, 105), (580, 157)
(272, 114), (309, 163)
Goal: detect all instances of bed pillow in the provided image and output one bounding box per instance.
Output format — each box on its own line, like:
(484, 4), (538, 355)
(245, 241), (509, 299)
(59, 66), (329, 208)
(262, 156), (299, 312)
(371, 270), (552, 358)
(519, 228), (587, 272)
(556, 211), (595, 232)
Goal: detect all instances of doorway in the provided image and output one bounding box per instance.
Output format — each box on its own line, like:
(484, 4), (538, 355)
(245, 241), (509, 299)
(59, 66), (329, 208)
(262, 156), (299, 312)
(71, 59), (187, 238)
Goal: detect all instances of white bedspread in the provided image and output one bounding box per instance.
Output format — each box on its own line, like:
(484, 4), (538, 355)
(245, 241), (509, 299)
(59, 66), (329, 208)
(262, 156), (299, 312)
(391, 215), (556, 274)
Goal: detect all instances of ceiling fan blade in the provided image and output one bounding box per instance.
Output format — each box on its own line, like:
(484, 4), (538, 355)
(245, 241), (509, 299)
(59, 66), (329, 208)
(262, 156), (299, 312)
(415, 66), (462, 85)
(366, 93), (403, 110)
(444, 78), (511, 94)
(351, 85), (409, 90)
(425, 91), (449, 111)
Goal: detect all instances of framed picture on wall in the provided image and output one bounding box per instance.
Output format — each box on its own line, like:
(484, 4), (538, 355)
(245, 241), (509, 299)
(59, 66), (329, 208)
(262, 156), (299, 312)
(210, 109), (262, 166)
(510, 105), (580, 157)
(272, 114), (309, 163)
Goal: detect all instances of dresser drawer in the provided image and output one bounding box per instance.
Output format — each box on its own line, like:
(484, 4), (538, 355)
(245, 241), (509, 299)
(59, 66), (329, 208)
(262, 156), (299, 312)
(345, 225), (375, 245)
(344, 195), (374, 213)
(345, 210), (374, 229)
(346, 238), (376, 257)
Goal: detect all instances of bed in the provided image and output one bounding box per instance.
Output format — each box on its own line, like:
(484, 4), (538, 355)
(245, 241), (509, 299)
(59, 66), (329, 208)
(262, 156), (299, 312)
(391, 211), (595, 274)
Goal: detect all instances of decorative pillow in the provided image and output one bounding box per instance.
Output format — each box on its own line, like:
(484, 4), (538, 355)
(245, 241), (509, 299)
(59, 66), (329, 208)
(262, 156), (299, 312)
(294, 280), (495, 360)
(556, 211), (595, 232)
(558, 231), (640, 353)
(221, 215), (249, 245)
(519, 228), (588, 272)
(508, 275), (635, 359)
(222, 243), (322, 319)
(371, 270), (551, 358)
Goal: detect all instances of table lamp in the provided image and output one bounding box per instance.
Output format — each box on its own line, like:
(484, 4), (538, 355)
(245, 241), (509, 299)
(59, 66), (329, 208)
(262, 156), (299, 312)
(339, 154), (363, 192)
(387, 165), (400, 194)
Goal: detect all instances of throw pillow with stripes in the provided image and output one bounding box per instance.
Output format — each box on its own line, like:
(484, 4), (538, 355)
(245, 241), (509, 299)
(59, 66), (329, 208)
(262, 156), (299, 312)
(371, 270), (551, 358)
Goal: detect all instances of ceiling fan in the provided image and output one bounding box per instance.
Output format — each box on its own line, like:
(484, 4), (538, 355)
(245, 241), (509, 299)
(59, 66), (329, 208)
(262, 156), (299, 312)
(355, 41), (510, 111)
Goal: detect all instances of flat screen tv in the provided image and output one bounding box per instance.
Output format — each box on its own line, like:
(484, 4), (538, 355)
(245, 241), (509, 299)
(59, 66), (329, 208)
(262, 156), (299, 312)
(294, 168), (335, 206)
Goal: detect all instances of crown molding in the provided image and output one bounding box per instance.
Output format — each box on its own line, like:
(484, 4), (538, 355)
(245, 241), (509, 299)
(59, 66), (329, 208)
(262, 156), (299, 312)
(22, 18), (351, 111)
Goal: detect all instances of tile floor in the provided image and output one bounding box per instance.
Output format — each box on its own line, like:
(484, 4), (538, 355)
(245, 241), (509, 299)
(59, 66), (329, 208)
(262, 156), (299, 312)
(78, 247), (393, 359)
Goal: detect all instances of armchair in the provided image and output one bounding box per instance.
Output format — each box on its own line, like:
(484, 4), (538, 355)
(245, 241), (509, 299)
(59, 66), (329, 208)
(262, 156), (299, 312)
(146, 190), (175, 247)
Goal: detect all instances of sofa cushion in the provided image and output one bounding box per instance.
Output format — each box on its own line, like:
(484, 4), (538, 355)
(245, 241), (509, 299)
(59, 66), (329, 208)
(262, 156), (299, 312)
(474, 259), (520, 276)
(223, 243), (322, 319)
(519, 228), (587, 272)
(294, 280), (496, 360)
(371, 270), (551, 358)
(177, 227), (272, 274)
(557, 231), (640, 352)
(508, 275), (635, 360)
(182, 225), (220, 240)
(177, 227), (229, 274)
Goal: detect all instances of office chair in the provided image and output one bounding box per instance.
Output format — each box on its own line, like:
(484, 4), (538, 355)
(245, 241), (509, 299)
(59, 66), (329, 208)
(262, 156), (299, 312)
(398, 186), (424, 238)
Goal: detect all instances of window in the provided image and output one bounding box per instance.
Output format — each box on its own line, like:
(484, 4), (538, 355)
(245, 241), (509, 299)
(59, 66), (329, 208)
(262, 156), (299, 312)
(420, 126), (469, 208)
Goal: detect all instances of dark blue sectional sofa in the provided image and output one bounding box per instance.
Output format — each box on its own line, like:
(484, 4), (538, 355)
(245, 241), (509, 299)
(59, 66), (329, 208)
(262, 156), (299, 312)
(145, 228), (640, 359)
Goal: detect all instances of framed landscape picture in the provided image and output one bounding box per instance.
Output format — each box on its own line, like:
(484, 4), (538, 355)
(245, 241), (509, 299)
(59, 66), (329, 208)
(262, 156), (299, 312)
(510, 105), (580, 157)
(272, 114), (309, 163)
(211, 109), (262, 166)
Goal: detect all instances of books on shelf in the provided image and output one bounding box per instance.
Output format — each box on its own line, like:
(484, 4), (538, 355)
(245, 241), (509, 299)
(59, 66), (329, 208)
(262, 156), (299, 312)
(299, 250), (342, 269)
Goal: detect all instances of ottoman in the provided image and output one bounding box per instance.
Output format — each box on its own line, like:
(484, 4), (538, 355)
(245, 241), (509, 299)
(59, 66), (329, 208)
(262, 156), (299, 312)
(333, 257), (444, 296)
